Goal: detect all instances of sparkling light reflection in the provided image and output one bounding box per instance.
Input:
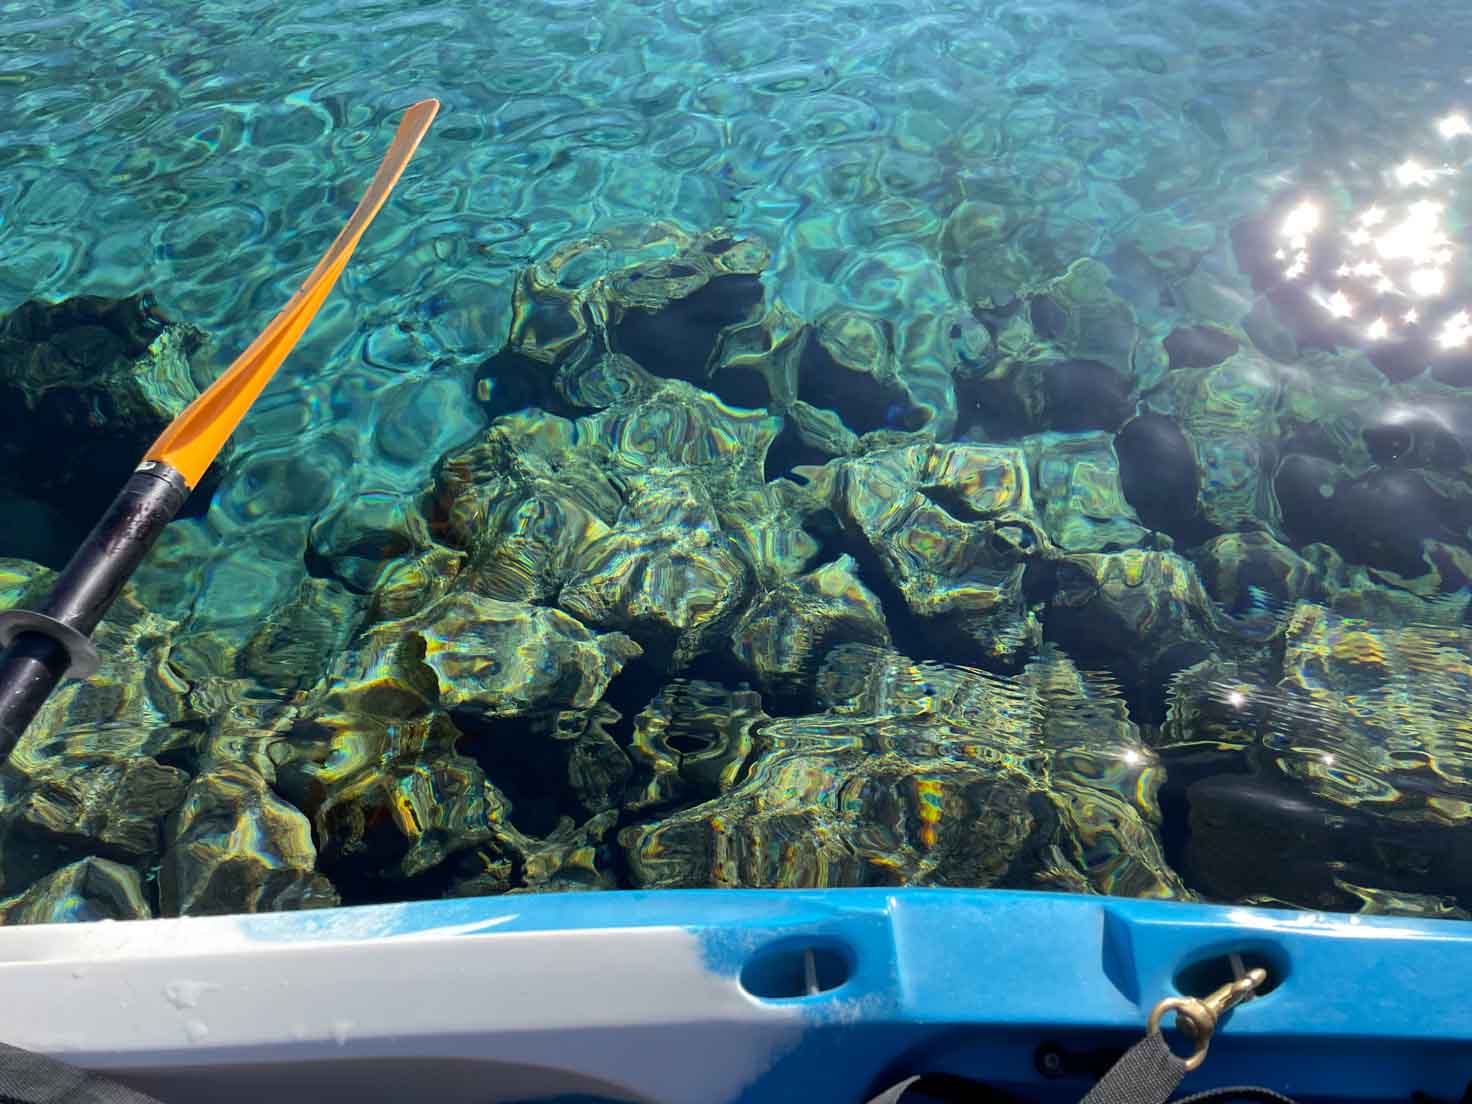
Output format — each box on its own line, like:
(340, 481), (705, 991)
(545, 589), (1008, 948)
(1274, 111), (1472, 347)
(1439, 113), (1472, 138)
(1439, 310), (1472, 349)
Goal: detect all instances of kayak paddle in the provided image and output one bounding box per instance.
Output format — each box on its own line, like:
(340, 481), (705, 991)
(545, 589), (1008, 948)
(0, 97), (440, 758)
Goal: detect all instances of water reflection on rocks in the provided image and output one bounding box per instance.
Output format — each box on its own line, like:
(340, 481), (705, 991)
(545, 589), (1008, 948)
(7, 206), (1472, 922)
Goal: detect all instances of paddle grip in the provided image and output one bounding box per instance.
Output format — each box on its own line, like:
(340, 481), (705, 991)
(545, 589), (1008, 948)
(0, 463), (188, 759)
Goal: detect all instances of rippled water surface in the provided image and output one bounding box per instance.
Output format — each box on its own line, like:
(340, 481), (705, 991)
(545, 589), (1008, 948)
(3, 0), (1472, 921)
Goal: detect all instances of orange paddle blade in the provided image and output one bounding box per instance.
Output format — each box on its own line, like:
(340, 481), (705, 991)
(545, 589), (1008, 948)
(144, 98), (440, 488)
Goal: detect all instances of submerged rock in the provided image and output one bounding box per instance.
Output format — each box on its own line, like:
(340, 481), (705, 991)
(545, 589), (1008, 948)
(0, 293), (216, 542)
(625, 681), (765, 812)
(1273, 603), (1472, 821)
(796, 306), (959, 439)
(1152, 345), (1282, 533)
(622, 726), (1045, 890)
(622, 644), (1185, 898)
(1164, 324), (1240, 372)
(557, 471), (750, 669)
(804, 442), (1049, 662)
(160, 763), (338, 916)
(728, 555), (890, 693)
(316, 734), (509, 882)
(1114, 412), (1207, 541)
(940, 198), (1034, 310)
(1047, 549), (1245, 719)
(5, 754), (187, 865)
(1021, 432), (1150, 553)
(0, 857), (151, 924)
(1026, 259), (1141, 382)
(307, 492), (438, 596)
(435, 380), (784, 670)
(488, 223), (769, 393)
(8, 584), (202, 779)
(449, 809), (623, 897)
(238, 575), (364, 693)
(318, 590), (641, 726)
(1193, 531), (1325, 618)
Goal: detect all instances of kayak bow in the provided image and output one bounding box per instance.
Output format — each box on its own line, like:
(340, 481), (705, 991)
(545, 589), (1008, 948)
(0, 97), (439, 758)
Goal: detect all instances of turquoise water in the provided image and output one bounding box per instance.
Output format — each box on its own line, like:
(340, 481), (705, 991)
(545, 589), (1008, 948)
(3, 0), (1472, 920)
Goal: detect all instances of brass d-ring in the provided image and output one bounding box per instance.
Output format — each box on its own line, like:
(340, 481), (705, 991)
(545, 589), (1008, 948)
(1147, 996), (1214, 1071)
(1147, 968), (1267, 1074)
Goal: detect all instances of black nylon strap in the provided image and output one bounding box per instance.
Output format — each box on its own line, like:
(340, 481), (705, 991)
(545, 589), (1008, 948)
(1078, 1030), (1187, 1104)
(0, 1043), (166, 1104)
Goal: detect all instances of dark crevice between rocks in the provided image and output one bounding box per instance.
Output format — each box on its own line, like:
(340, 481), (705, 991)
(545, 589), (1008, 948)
(301, 542), (346, 591)
(609, 274), (764, 385)
(1153, 752), (1255, 896)
(797, 335), (916, 435)
(708, 361), (770, 411)
(0, 826), (140, 895)
(598, 656), (666, 752)
(324, 848), (460, 909)
(454, 710), (591, 839)
(918, 484), (991, 523)
(680, 649), (756, 692)
(1029, 294), (1067, 341)
(762, 417), (836, 483)
(472, 348), (576, 421)
(810, 505), (1032, 677)
(1042, 605), (1213, 727)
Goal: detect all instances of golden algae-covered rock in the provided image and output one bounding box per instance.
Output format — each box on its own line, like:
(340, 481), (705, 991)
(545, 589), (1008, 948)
(625, 681), (766, 812)
(557, 473), (751, 669)
(321, 590), (641, 724)
(1273, 603), (1472, 822)
(0, 858), (151, 924)
(1021, 432), (1150, 553)
(622, 644), (1185, 899)
(159, 763), (338, 916)
(804, 442), (1049, 661)
(5, 755), (187, 866)
(728, 554), (890, 693)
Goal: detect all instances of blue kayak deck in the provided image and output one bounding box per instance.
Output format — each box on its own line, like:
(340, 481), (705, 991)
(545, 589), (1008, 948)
(0, 888), (1465, 1103)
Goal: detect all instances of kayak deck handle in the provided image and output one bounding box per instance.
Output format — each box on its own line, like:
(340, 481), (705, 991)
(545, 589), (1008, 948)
(740, 938), (853, 1000)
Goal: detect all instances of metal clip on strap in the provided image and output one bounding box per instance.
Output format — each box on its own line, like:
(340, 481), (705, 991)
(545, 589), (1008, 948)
(1079, 967), (1268, 1104)
(1148, 968), (1267, 1072)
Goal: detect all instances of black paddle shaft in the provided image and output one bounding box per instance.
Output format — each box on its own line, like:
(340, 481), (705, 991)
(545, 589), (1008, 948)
(0, 463), (188, 759)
